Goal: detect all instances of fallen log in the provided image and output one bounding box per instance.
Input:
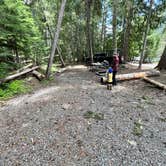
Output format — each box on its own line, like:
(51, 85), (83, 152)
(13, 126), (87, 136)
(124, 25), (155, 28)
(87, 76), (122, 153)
(0, 66), (39, 84)
(116, 70), (160, 81)
(10, 64), (33, 75)
(143, 77), (166, 90)
(32, 70), (45, 80)
(15, 64), (33, 73)
(21, 59), (33, 64)
(100, 70), (160, 83)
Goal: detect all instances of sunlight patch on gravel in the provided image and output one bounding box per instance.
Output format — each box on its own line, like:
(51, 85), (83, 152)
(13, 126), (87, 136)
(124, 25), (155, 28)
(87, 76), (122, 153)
(29, 86), (60, 100)
(68, 65), (88, 69)
(2, 86), (60, 107)
(112, 85), (127, 92)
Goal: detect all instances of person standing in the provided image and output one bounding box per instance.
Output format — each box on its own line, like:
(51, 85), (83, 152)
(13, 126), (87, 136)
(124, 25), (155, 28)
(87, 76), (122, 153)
(112, 53), (119, 85)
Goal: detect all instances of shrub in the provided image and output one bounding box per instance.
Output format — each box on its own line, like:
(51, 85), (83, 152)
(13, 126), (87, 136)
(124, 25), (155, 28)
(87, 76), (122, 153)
(0, 80), (30, 100)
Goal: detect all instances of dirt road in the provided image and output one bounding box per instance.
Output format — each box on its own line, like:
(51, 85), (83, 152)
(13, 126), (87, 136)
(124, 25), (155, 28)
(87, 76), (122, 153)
(0, 67), (166, 166)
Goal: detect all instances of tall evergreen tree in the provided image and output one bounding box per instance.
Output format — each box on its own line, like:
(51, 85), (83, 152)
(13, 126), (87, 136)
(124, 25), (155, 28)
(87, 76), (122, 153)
(0, 0), (44, 62)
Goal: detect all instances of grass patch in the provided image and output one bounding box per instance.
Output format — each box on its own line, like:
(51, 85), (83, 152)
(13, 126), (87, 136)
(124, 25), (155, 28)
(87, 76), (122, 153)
(133, 120), (143, 136)
(41, 76), (55, 85)
(137, 104), (145, 110)
(158, 117), (166, 122)
(142, 95), (150, 101)
(0, 80), (30, 100)
(84, 111), (104, 120)
(142, 95), (155, 105)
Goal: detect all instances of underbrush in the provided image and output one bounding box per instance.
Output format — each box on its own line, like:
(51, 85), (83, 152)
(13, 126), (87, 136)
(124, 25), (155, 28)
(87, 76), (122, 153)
(0, 62), (17, 79)
(0, 80), (30, 100)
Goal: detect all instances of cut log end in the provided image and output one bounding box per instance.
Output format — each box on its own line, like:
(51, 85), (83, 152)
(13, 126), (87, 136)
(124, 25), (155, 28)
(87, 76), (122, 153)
(32, 70), (45, 81)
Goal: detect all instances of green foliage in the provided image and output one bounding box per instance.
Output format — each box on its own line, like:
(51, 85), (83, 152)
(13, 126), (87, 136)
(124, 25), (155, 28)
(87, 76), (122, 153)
(0, 63), (13, 78)
(0, 0), (45, 60)
(158, 117), (166, 122)
(133, 120), (143, 136)
(0, 80), (30, 100)
(84, 111), (104, 120)
(0, 0), (165, 71)
(41, 64), (59, 73)
(146, 33), (160, 59)
(0, 61), (18, 79)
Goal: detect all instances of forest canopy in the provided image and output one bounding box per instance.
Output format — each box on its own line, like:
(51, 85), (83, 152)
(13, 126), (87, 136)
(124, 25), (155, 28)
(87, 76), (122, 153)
(0, 0), (166, 78)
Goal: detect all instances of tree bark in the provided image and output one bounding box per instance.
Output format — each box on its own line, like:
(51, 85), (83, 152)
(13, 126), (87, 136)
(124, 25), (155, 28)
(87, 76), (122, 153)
(156, 45), (166, 70)
(138, 0), (153, 69)
(14, 41), (19, 63)
(57, 46), (65, 67)
(46, 0), (67, 78)
(46, 22), (65, 67)
(85, 0), (94, 63)
(101, 1), (107, 51)
(122, 1), (133, 63)
(112, 0), (117, 54)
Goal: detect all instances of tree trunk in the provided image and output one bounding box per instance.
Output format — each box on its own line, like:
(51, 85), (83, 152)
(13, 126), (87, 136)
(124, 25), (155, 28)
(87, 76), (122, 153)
(14, 42), (19, 64)
(138, 0), (153, 69)
(156, 45), (166, 70)
(57, 46), (65, 67)
(91, 5), (95, 55)
(46, 23), (65, 67)
(85, 0), (93, 63)
(46, 0), (67, 78)
(112, 0), (117, 54)
(101, 1), (107, 51)
(122, 1), (133, 63)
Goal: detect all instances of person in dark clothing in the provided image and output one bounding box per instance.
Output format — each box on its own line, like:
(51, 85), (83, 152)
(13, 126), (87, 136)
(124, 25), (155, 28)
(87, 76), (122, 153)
(112, 53), (119, 85)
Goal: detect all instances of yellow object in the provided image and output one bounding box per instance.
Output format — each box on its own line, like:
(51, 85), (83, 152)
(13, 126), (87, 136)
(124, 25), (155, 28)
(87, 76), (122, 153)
(107, 73), (113, 83)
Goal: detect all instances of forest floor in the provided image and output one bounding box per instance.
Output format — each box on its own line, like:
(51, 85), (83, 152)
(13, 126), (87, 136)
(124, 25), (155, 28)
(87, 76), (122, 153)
(0, 64), (166, 166)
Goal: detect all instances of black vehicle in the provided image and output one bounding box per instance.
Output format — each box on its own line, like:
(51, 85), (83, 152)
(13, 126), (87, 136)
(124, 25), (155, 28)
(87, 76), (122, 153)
(93, 52), (113, 64)
(85, 49), (122, 65)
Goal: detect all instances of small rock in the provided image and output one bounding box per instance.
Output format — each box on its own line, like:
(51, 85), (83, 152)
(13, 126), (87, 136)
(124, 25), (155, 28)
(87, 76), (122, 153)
(91, 100), (95, 104)
(127, 140), (137, 146)
(22, 123), (29, 128)
(0, 101), (6, 107)
(62, 103), (70, 110)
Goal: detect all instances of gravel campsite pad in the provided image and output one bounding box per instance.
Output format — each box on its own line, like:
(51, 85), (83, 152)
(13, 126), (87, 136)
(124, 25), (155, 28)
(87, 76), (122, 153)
(0, 67), (166, 166)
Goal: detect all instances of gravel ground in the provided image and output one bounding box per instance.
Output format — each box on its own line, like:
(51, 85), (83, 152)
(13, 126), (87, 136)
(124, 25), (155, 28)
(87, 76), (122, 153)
(0, 67), (166, 166)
